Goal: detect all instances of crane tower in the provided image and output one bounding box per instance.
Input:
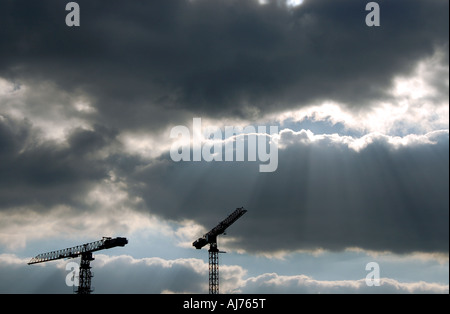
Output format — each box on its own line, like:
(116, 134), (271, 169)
(193, 207), (247, 294)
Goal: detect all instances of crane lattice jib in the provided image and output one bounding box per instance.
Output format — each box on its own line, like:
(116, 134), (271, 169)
(193, 207), (247, 249)
(27, 237), (128, 265)
(207, 207), (247, 238)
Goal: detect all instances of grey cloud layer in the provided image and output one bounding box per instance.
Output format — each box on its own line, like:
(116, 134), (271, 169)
(1, 112), (448, 254)
(0, 0), (448, 257)
(0, 0), (448, 130)
(0, 115), (115, 209)
(126, 131), (449, 254)
(1, 254), (447, 294)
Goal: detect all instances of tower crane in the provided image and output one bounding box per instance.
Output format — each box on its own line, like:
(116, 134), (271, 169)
(193, 207), (247, 294)
(28, 237), (128, 294)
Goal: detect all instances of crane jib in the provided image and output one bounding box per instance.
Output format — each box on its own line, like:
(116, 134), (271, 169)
(27, 237), (128, 265)
(193, 207), (247, 250)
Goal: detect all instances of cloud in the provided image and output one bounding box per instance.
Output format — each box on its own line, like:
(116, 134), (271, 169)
(1, 110), (447, 256)
(0, 114), (116, 210)
(1, 253), (447, 294)
(91, 255), (210, 293)
(278, 128), (448, 151)
(3, 107), (446, 255)
(0, 78), (95, 142)
(126, 128), (448, 255)
(0, 173), (192, 251)
(0, 0), (448, 130)
(270, 47), (449, 138)
(239, 273), (449, 294)
(0, 253), (244, 294)
(0, 0), (448, 290)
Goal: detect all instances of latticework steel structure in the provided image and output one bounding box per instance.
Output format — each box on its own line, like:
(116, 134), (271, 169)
(209, 244), (220, 294)
(28, 237), (128, 294)
(193, 208), (247, 294)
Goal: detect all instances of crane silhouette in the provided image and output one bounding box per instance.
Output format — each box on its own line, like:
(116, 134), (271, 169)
(28, 237), (128, 294)
(193, 207), (247, 294)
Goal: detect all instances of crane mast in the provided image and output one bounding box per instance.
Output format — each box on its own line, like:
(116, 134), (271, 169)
(193, 207), (247, 294)
(28, 237), (128, 294)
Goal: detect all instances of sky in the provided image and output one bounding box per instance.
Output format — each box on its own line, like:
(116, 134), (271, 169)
(0, 0), (448, 294)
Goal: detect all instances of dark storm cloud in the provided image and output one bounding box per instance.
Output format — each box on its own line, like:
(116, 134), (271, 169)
(123, 132), (449, 254)
(0, 115), (116, 209)
(0, 0), (448, 130)
(0, 0), (448, 257)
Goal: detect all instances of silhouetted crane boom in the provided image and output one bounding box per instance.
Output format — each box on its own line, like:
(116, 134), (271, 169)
(193, 207), (247, 250)
(28, 237), (128, 265)
(192, 207), (247, 295)
(28, 236), (127, 294)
